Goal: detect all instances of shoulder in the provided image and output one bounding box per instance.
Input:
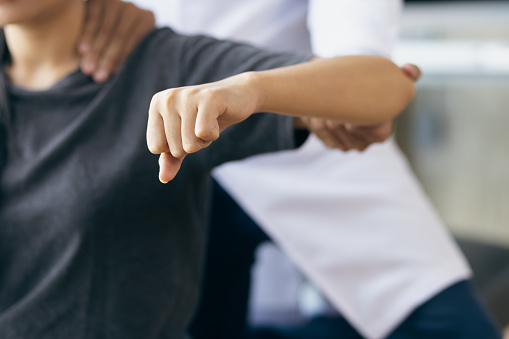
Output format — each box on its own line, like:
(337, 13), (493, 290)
(116, 27), (191, 88)
(127, 27), (183, 63)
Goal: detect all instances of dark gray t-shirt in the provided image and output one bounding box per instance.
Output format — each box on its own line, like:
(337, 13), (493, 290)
(0, 28), (311, 339)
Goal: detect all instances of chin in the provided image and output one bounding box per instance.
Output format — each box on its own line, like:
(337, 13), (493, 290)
(0, 0), (79, 26)
(0, 4), (32, 26)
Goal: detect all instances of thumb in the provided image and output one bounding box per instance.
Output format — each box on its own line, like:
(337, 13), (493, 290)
(158, 152), (184, 183)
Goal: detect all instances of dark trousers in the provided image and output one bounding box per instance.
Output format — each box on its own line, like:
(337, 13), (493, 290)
(189, 181), (502, 339)
(250, 280), (502, 339)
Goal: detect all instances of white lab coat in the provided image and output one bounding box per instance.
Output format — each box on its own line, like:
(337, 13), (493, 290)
(138, 1), (472, 338)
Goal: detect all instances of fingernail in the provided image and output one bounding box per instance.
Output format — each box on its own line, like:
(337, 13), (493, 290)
(79, 42), (91, 54)
(408, 65), (419, 78)
(94, 69), (109, 83)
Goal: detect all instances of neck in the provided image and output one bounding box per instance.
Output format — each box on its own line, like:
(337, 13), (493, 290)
(4, 1), (85, 90)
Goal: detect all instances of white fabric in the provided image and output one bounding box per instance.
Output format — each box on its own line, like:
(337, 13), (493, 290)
(138, 1), (472, 338)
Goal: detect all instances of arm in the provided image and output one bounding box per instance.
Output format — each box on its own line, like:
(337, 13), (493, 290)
(250, 56), (413, 123)
(80, 0), (403, 151)
(147, 55), (415, 183)
(300, 0), (404, 150)
(297, 63), (420, 151)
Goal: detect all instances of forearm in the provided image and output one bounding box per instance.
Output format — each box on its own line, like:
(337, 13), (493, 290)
(248, 55), (415, 124)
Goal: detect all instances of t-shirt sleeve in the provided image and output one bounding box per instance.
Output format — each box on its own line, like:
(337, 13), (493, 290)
(179, 33), (313, 85)
(195, 112), (297, 171)
(174, 33), (312, 170)
(141, 29), (312, 171)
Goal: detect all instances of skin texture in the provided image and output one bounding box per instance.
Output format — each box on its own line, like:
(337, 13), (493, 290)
(0, 0), (74, 25)
(2, 0), (84, 90)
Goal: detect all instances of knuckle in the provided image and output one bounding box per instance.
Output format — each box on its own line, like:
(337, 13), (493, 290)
(150, 93), (163, 111)
(185, 87), (200, 97)
(196, 127), (219, 142)
(149, 94), (159, 107)
(183, 142), (201, 154)
(155, 90), (177, 111)
(200, 88), (219, 101)
(163, 89), (178, 102)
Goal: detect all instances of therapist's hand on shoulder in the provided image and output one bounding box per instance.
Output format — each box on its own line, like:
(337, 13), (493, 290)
(296, 63), (421, 152)
(79, 0), (155, 82)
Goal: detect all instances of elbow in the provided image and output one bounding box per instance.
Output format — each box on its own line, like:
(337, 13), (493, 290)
(360, 58), (418, 123)
(397, 77), (416, 118)
(382, 69), (417, 121)
(403, 75), (417, 107)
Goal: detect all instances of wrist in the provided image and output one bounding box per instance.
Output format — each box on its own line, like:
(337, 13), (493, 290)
(235, 71), (266, 113)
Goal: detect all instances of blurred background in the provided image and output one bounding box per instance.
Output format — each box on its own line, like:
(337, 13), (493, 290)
(248, 0), (509, 335)
(395, 0), (509, 247)
(393, 0), (509, 329)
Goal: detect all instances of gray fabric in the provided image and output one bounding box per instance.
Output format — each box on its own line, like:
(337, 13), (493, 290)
(0, 28), (311, 339)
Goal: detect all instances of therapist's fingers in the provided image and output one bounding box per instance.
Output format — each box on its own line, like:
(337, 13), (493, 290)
(80, 0), (156, 82)
(91, 3), (155, 82)
(303, 117), (348, 151)
(79, 0), (105, 58)
(301, 117), (374, 151)
(302, 117), (393, 152)
(344, 120), (394, 144)
(400, 63), (421, 82)
(332, 123), (372, 151)
(81, 0), (121, 76)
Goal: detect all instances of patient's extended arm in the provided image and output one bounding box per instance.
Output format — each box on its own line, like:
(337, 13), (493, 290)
(147, 56), (416, 183)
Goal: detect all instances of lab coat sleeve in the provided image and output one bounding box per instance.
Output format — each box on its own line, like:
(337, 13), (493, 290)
(307, 0), (403, 58)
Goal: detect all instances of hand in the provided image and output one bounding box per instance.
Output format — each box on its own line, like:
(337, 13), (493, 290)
(79, 0), (155, 82)
(296, 117), (394, 151)
(400, 63), (421, 82)
(294, 63), (421, 152)
(147, 75), (257, 183)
